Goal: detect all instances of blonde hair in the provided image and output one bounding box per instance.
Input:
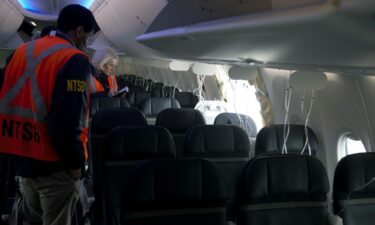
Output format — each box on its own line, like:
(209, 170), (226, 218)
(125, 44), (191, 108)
(91, 48), (119, 71)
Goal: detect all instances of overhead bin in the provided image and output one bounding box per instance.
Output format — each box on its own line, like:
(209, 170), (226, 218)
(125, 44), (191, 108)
(136, 0), (375, 74)
(93, 0), (169, 57)
(145, 0), (327, 33)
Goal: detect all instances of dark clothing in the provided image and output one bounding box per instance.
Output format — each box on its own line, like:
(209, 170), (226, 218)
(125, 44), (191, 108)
(0, 53), (14, 90)
(93, 69), (111, 94)
(0, 69), (3, 91)
(2, 33), (90, 178)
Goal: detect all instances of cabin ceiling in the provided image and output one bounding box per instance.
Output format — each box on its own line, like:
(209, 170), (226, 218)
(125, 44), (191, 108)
(2, 0), (375, 74)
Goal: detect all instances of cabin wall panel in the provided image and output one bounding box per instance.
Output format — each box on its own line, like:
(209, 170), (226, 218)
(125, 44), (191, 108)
(356, 76), (375, 151)
(0, 0), (23, 44)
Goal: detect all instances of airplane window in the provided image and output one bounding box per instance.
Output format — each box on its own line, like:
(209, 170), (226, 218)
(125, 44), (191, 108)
(338, 134), (366, 161)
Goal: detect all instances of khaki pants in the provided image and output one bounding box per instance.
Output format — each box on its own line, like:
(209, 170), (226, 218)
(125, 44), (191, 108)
(20, 171), (80, 225)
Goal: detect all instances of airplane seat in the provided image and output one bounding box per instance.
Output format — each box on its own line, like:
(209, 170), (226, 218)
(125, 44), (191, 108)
(151, 82), (165, 97)
(90, 108), (147, 135)
(89, 96), (130, 118)
(184, 124), (250, 221)
(236, 154), (330, 225)
(89, 108), (147, 183)
(333, 152), (375, 225)
(101, 126), (176, 225)
(139, 97), (181, 125)
(215, 113), (257, 157)
(121, 158), (227, 225)
(214, 113), (257, 138)
(143, 79), (155, 92)
(126, 88), (152, 107)
(123, 74), (137, 83)
(174, 91), (199, 108)
(156, 108), (206, 157)
(255, 124), (318, 157)
(163, 86), (176, 97)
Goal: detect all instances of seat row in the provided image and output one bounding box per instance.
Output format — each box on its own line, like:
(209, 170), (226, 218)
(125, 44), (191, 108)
(89, 108), (251, 224)
(116, 74), (199, 109)
(89, 115), (327, 225)
(89, 96), (181, 124)
(89, 96), (258, 154)
(89, 107), (375, 225)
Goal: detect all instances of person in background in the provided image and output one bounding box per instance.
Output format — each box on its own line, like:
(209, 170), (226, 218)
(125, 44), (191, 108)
(0, 4), (95, 225)
(89, 48), (120, 97)
(40, 25), (57, 38)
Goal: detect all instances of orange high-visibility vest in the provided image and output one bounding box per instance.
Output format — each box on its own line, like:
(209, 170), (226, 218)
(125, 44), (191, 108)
(89, 74), (118, 95)
(0, 36), (89, 161)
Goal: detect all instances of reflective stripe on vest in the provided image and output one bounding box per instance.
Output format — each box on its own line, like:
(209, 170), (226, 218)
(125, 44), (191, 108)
(89, 75), (104, 94)
(0, 38), (88, 161)
(0, 42), (71, 121)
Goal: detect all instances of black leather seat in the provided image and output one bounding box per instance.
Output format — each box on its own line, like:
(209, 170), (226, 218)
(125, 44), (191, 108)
(174, 91), (199, 108)
(184, 124), (250, 221)
(214, 113), (257, 138)
(215, 113), (257, 157)
(151, 82), (164, 97)
(126, 88), (151, 107)
(121, 158), (227, 225)
(89, 108), (147, 177)
(163, 86), (177, 97)
(255, 124), (318, 156)
(333, 152), (375, 225)
(139, 97), (181, 124)
(156, 108), (205, 156)
(90, 108), (147, 135)
(100, 126), (176, 225)
(89, 96), (130, 118)
(236, 154), (330, 225)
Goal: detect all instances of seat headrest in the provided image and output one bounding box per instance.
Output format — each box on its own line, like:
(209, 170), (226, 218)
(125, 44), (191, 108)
(105, 126), (176, 160)
(123, 158), (226, 211)
(174, 91), (199, 108)
(214, 113), (257, 138)
(127, 90), (151, 106)
(156, 108), (205, 133)
(89, 96), (130, 117)
(140, 97), (181, 117)
(91, 108), (147, 134)
(184, 125), (250, 158)
(255, 124), (318, 156)
(333, 152), (375, 214)
(238, 155), (329, 204)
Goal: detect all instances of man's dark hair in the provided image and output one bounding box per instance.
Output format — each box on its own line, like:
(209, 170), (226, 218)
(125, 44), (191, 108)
(40, 25), (56, 37)
(57, 4), (96, 33)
